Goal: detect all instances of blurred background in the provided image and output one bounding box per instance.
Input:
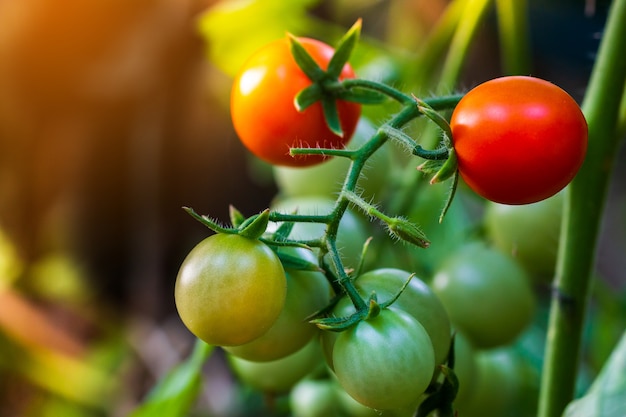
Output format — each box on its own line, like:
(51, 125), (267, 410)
(0, 0), (622, 416)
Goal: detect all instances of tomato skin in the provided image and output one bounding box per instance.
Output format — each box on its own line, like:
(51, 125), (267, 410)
(485, 190), (563, 280)
(174, 234), (286, 347)
(228, 337), (325, 394)
(225, 248), (331, 361)
(450, 76), (587, 205)
(333, 309), (435, 411)
(231, 37), (361, 167)
(431, 242), (535, 349)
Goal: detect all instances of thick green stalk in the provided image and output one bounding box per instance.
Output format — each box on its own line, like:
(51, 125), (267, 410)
(538, 0), (626, 416)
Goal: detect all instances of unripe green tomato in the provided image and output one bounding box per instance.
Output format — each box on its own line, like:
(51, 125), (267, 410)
(269, 196), (368, 270)
(455, 347), (523, 417)
(484, 190), (563, 281)
(431, 242), (536, 349)
(273, 118), (391, 200)
(322, 268), (451, 367)
(333, 308), (436, 411)
(174, 234), (286, 346)
(225, 248), (331, 361)
(289, 378), (342, 417)
(333, 378), (416, 417)
(227, 337), (324, 394)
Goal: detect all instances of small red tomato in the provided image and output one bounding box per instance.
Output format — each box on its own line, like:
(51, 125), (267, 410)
(450, 76), (588, 205)
(230, 37), (361, 167)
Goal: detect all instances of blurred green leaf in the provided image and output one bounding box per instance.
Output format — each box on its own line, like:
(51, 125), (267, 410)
(129, 339), (212, 417)
(198, 0), (319, 77)
(563, 331), (626, 417)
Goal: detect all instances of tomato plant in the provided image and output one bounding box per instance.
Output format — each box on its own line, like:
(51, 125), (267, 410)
(431, 242), (536, 349)
(322, 268), (451, 367)
(174, 233), (286, 346)
(224, 247), (331, 361)
(450, 76), (588, 205)
(332, 308), (435, 411)
(230, 36), (361, 167)
(272, 118), (392, 199)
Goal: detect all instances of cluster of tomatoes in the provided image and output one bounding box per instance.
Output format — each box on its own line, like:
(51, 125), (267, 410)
(175, 31), (587, 417)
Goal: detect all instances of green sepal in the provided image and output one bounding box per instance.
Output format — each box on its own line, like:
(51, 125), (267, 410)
(415, 96), (453, 140)
(438, 170), (459, 224)
(228, 205), (246, 228)
(294, 83), (323, 112)
(322, 95), (344, 137)
(429, 147), (458, 184)
(289, 34), (326, 83)
(271, 219), (296, 241)
(378, 273), (416, 310)
(417, 159), (445, 175)
(326, 19), (362, 80)
(183, 206), (235, 234)
(238, 209), (270, 239)
(311, 309), (366, 332)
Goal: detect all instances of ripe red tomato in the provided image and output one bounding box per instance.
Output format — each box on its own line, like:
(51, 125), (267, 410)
(450, 76), (587, 205)
(230, 36), (361, 167)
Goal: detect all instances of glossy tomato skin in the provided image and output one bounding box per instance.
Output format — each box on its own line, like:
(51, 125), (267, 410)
(174, 234), (286, 346)
(225, 248), (331, 362)
(333, 308), (435, 411)
(231, 37), (361, 167)
(450, 76), (587, 205)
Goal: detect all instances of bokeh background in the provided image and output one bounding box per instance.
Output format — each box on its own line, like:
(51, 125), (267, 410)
(0, 0), (622, 416)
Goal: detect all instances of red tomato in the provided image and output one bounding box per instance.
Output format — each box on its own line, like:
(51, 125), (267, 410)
(230, 36), (361, 167)
(450, 76), (587, 205)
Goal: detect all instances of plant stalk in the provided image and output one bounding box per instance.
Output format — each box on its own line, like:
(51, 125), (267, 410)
(538, 0), (626, 416)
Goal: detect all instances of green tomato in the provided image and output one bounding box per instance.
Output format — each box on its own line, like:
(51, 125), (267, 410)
(289, 378), (342, 417)
(333, 308), (435, 411)
(322, 268), (451, 367)
(484, 190), (563, 281)
(227, 337), (324, 394)
(269, 196), (368, 270)
(273, 118), (391, 200)
(225, 248), (331, 361)
(175, 234), (286, 346)
(431, 242), (536, 349)
(455, 347), (524, 417)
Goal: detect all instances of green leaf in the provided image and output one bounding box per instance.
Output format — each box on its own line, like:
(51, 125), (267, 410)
(326, 19), (361, 79)
(563, 331), (626, 417)
(197, 0), (319, 76)
(128, 339), (212, 417)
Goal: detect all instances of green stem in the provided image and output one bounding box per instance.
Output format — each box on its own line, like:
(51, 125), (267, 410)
(538, 1), (626, 416)
(495, 0), (532, 75)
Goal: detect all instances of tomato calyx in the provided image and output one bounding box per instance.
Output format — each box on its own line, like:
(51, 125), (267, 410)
(311, 270), (417, 332)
